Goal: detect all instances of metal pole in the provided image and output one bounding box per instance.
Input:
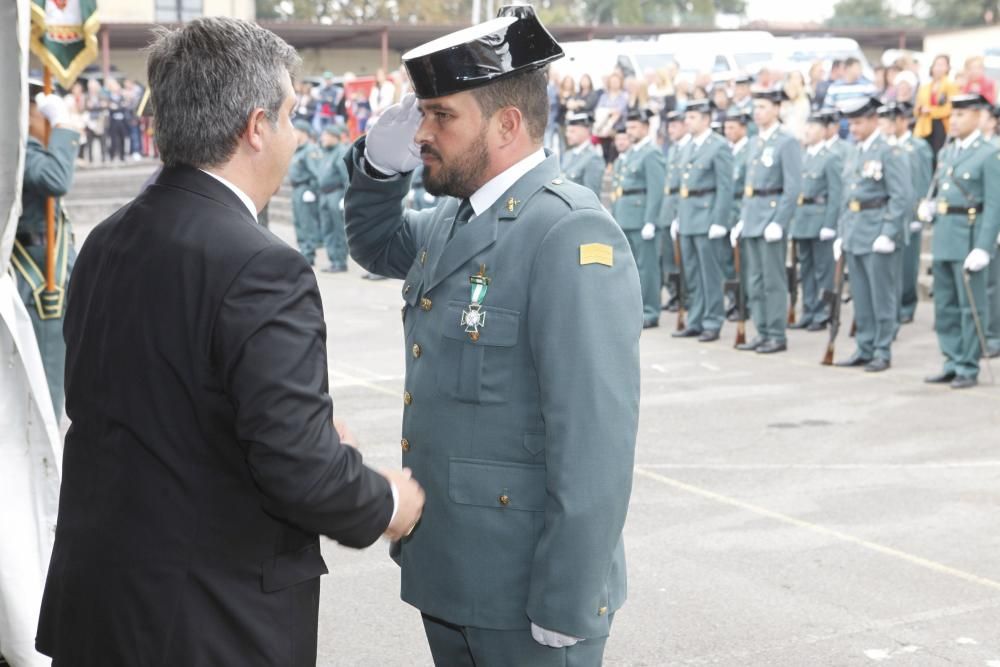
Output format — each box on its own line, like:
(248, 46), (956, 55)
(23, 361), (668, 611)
(471, 0), (481, 24)
(381, 28), (388, 74)
(43, 67), (56, 292)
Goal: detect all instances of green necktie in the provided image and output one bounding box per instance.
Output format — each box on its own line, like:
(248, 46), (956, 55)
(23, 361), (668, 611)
(449, 198), (473, 240)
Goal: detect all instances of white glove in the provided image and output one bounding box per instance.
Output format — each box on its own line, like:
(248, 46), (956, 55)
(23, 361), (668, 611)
(909, 220), (923, 233)
(917, 199), (936, 223)
(531, 623), (582, 648)
(996, 230), (1000, 246)
(833, 238), (843, 261)
(301, 190), (317, 203)
(641, 222), (656, 241)
(872, 235), (896, 254)
(819, 227), (837, 242)
(708, 224), (728, 240)
(964, 247), (991, 272)
(34, 93), (69, 126)
(364, 93), (423, 175)
(764, 222), (783, 243)
(423, 192), (436, 204)
(339, 198), (344, 211)
(670, 219), (679, 241)
(730, 220), (744, 247)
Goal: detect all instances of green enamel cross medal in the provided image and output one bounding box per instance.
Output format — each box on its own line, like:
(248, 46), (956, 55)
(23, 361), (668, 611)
(461, 264), (490, 341)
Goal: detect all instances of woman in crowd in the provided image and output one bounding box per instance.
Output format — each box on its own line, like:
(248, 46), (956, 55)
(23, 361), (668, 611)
(566, 73), (601, 117)
(594, 71), (629, 164)
(780, 70), (812, 142)
(915, 54), (959, 158)
(84, 78), (107, 164)
(368, 68), (397, 126)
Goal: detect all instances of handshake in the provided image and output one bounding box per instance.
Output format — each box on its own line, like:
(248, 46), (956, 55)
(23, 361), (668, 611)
(335, 419), (425, 541)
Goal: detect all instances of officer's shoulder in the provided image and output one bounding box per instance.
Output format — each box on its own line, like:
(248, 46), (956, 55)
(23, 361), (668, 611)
(541, 177), (604, 213)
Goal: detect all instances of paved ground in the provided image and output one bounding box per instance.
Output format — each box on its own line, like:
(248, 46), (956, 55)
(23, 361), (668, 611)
(71, 202), (1000, 666)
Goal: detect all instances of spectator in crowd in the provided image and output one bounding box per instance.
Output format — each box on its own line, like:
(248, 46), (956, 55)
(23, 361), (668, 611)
(807, 61), (825, 102)
(294, 80), (316, 123)
(368, 68), (397, 126)
(123, 79), (144, 159)
(823, 57), (875, 109)
(68, 81), (88, 160)
(313, 71), (342, 134)
(873, 65), (887, 95)
(813, 59), (844, 109)
(674, 76), (693, 112)
(691, 84), (708, 101)
(962, 55), (996, 104)
(626, 76), (649, 113)
(556, 73), (577, 146)
(594, 71), (629, 163)
(781, 70), (812, 141)
(711, 84), (731, 126)
(351, 87), (371, 133)
(566, 72), (601, 117)
(893, 70), (918, 105)
(883, 63), (902, 101)
(648, 66), (677, 116)
(915, 54), (959, 156)
(105, 78), (130, 162)
(84, 78), (107, 163)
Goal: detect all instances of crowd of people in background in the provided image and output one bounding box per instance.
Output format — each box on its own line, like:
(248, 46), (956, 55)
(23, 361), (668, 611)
(61, 77), (151, 164)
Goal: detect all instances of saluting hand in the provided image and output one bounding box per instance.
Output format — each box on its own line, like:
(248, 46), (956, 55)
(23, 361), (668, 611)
(364, 93), (423, 176)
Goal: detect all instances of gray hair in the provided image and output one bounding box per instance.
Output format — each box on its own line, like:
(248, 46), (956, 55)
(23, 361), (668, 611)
(146, 17), (300, 168)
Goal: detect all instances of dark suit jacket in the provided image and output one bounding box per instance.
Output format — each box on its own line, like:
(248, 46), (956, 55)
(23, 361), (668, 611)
(36, 165), (393, 666)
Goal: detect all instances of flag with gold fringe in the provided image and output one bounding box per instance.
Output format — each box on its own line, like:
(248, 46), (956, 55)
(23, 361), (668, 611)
(29, 0), (99, 89)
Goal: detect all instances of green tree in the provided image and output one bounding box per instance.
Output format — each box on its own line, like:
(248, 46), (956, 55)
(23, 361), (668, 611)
(917, 0), (999, 27)
(826, 0), (895, 28)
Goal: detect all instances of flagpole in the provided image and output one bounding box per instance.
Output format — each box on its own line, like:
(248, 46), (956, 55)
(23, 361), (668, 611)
(43, 66), (56, 292)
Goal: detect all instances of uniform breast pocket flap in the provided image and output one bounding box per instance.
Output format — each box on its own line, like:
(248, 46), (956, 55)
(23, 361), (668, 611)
(438, 301), (520, 404)
(449, 457), (546, 512)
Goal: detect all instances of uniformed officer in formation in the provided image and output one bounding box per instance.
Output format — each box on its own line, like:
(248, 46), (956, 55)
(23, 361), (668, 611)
(659, 110), (690, 312)
(920, 94), (1000, 388)
(981, 105), (1000, 358)
(878, 102), (933, 325)
(824, 108), (847, 158)
(731, 74), (757, 136)
(612, 108), (667, 328)
(669, 99), (733, 341)
(11, 80), (81, 417)
(317, 123), (350, 272)
(723, 106), (751, 318)
(832, 96), (911, 372)
(560, 112), (604, 197)
(289, 119), (323, 264)
(344, 6), (641, 664)
(788, 109), (843, 331)
(731, 86), (802, 354)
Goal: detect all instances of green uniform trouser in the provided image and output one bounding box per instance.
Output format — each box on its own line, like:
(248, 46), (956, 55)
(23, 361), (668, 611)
(292, 185), (321, 263)
(680, 233), (726, 332)
(900, 228), (922, 321)
(934, 260), (988, 379)
(719, 240), (736, 307)
(846, 250), (899, 362)
(319, 189), (347, 267)
(660, 232), (679, 304)
(744, 237), (788, 343)
(797, 238), (834, 325)
(985, 247), (1000, 353)
(422, 614), (611, 667)
(625, 230), (663, 324)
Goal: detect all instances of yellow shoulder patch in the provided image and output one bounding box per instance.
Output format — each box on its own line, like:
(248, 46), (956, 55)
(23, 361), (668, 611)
(580, 243), (614, 267)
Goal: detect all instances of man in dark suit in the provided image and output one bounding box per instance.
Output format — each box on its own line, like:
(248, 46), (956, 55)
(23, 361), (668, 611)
(36, 18), (424, 667)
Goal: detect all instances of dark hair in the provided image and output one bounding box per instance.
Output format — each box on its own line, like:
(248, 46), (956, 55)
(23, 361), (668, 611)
(844, 57), (861, 69)
(470, 66), (549, 143)
(931, 54), (951, 77)
(146, 17), (301, 168)
(831, 59), (844, 69)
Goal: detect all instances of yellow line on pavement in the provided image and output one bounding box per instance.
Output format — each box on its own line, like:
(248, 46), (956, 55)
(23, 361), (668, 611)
(634, 465), (1000, 593)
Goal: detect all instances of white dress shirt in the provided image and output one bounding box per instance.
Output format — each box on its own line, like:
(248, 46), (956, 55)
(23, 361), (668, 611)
(469, 148), (546, 217)
(199, 169), (258, 221)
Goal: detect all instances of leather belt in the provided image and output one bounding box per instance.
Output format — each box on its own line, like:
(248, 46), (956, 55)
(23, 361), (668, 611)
(848, 197), (888, 212)
(619, 188), (646, 196)
(937, 201), (983, 218)
(798, 195), (827, 206)
(291, 180), (312, 187)
(16, 231), (45, 247)
(744, 186), (783, 198)
(663, 186), (674, 196)
(680, 187), (716, 199)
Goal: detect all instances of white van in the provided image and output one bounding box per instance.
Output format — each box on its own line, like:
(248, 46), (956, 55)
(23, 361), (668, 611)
(776, 36), (875, 82)
(657, 31), (778, 78)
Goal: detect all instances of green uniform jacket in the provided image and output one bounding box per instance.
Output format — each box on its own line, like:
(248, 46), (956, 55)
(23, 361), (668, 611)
(837, 133), (911, 256)
(658, 138), (689, 227)
(897, 135), (932, 245)
(729, 138), (748, 227)
(740, 126), (802, 237)
(18, 129), (79, 236)
(289, 142), (321, 190)
(560, 143), (605, 198)
(612, 139), (666, 231)
(791, 144), (843, 240)
(930, 136), (1000, 262)
(410, 164), (438, 211)
(677, 131), (734, 235)
(344, 139), (642, 640)
(318, 143), (349, 194)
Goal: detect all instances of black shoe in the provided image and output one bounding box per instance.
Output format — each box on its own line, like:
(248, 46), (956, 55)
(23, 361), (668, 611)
(924, 370), (956, 384)
(364, 273), (387, 281)
(643, 320), (660, 330)
(835, 353), (872, 367)
(663, 297), (678, 312)
(806, 320), (828, 332)
(788, 319), (811, 330)
(756, 340), (787, 354)
(698, 329), (720, 342)
(736, 336), (764, 351)
(864, 358), (891, 373)
(726, 311), (738, 322)
(986, 346), (1000, 359)
(899, 314), (914, 324)
(671, 327), (702, 338)
(951, 376), (978, 389)
(322, 264), (348, 273)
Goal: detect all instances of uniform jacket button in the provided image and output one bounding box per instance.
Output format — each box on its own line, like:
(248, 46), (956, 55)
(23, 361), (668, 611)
(403, 391), (412, 406)
(498, 494), (510, 506)
(420, 298), (433, 311)
(598, 606), (608, 616)
(412, 343), (422, 358)
(401, 438), (410, 452)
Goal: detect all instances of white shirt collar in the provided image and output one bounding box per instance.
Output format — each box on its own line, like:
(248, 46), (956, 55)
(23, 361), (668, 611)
(469, 148), (546, 217)
(958, 130), (982, 151)
(899, 131), (912, 143)
(199, 169), (258, 221)
(807, 142), (824, 156)
(678, 134), (692, 146)
(570, 141), (592, 155)
(693, 129), (713, 147)
(861, 129), (881, 152)
(758, 123), (780, 142)
(731, 136), (748, 153)
(825, 136), (839, 149)
(632, 135), (653, 151)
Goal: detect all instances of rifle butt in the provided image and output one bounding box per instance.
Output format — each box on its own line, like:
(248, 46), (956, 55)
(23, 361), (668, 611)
(734, 322), (746, 347)
(676, 309), (686, 332)
(821, 343), (834, 366)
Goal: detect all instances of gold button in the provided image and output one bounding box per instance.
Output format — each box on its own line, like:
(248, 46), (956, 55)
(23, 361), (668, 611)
(403, 283), (411, 295)
(412, 343), (422, 358)
(401, 438), (410, 452)
(551, 178), (563, 185)
(498, 494), (510, 506)
(420, 298), (432, 311)
(598, 606), (608, 616)
(420, 249), (428, 265)
(403, 391), (412, 406)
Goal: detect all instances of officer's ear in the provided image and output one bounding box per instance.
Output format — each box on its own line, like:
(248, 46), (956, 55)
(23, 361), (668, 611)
(496, 105), (523, 146)
(245, 107), (268, 153)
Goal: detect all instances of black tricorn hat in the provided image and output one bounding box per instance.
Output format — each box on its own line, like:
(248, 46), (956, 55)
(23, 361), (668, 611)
(626, 107), (654, 123)
(808, 107), (840, 125)
(751, 85), (788, 104)
(876, 101), (913, 119)
(684, 99), (713, 115)
(837, 96), (881, 119)
(725, 107), (752, 124)
(565, 111), (593, 127)
(951, 93), (990, 110)
(28, 77), (45, 99)
(403, 5), (564, 100)
(666, 109), (686, 123)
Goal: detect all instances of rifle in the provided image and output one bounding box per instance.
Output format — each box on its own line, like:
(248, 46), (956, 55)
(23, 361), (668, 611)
(821, 253), (847, 365)
(673, 235), (687, 331)
(787, 239), (799, 325)
(726, 242), (747, 347)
